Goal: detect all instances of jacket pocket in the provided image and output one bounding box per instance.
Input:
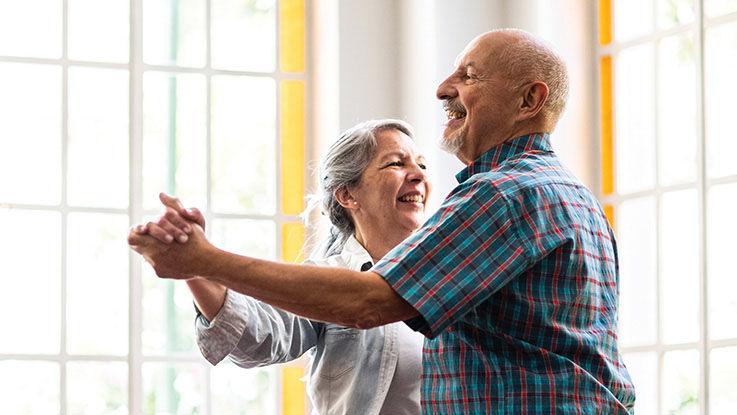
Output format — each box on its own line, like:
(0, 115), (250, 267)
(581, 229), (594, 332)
(317, 326), (359, 380)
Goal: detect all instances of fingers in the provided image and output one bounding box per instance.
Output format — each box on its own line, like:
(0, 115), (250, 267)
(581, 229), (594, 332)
(181, 207), (206, 229)
(147, 220), (189, 244)
(159, 192), (186, 213)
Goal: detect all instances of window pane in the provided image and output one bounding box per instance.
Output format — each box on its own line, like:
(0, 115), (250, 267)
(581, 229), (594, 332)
(705, 20), (737, 179)
(211, 362), (276, 414)
(662, 350), (700, 415)
(661, 189), (700, 344)
(142, 269), (199, 355)
(707, 183), (737, 340)
(143, 0), (206, 68)
(0, 209), (60, 354)
(710, 347), (737, 412)
(68, 0), (129, 63)
(616, 43), (656, 194)
(211, 0), (276, 72)
(211, 218), (277, 260)
(67, 213), (129, 355)
(143, 72), (207, 211)
(623, 352), (657, 415)
(142, 362), (205, 415)
(211, 75), (276, 215)
(0, 63), (61, 205)
(616, 197), (657, 346)
(657, 0), (695, 29)
(0, 0), (62, 58)
(658, 32), (698, 186)
(705, 0), (737, 17)
(615, 0), (654, 42)
(68, 67), (129, 208)
(67, 361), (128, 414)
(0, 361), (60, 414)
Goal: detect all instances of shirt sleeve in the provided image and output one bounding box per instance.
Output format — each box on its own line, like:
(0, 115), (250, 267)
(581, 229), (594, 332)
(373, 176), (567, 338)
(195, 289), (322, 367)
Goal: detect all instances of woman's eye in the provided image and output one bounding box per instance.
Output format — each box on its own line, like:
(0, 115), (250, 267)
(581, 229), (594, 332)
(418, 163), (427, 170)
(387, 161), (402, 167)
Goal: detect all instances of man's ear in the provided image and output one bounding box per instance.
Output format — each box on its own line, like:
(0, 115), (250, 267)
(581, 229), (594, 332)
(334, 187), (357, 209)
(517, 81), (549, 121)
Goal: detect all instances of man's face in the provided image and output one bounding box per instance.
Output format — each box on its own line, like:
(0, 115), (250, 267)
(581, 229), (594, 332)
(436, 34), (518, 164)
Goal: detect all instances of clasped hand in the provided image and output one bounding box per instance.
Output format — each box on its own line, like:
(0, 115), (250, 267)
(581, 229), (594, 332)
(128, 193), (213, 279)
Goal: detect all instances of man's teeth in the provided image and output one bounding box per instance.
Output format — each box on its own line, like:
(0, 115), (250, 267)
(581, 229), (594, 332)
(398, 195), (424, 203)
(446, 109), (466, 120)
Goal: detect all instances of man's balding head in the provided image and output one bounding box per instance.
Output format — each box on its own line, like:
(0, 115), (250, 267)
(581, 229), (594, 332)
(437, 29), (569, 164)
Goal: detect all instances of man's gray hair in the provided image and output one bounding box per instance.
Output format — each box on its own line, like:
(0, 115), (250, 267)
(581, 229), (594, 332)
(308, 119), (414, 256)
(494, 29), (570, 126)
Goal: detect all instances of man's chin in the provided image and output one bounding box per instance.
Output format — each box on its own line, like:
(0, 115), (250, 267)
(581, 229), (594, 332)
(439, 133), (464, 156)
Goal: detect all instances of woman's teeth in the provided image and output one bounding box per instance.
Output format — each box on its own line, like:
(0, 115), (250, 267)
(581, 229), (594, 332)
(398, 195), (424, 203)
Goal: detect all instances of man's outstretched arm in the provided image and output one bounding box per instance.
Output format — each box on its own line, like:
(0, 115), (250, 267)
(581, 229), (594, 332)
(128, 227), (418, 329)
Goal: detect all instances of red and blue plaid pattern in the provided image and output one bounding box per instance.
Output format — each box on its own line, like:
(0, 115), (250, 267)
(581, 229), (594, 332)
(373, 134), (635, 414)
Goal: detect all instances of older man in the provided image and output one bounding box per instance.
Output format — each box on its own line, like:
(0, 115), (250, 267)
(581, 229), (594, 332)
(130, 29), (635, 413)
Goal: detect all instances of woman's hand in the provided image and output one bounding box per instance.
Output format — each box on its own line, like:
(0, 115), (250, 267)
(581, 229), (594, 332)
(128, 220), (215, 279)
(132, 193), (205, 244)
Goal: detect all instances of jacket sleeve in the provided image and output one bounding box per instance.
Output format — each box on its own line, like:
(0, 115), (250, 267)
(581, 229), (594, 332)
(195, 288), (322, 368)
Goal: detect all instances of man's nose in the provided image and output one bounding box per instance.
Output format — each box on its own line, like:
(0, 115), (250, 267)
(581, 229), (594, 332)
(436, 75), (457, 101)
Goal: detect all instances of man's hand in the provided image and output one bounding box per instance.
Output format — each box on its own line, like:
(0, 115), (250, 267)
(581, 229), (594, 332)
(128, 221), (213, 280)
(132, 193), (205, 244)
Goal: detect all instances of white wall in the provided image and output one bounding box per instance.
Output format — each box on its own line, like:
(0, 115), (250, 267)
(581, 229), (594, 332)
(314, 0), (598, 206)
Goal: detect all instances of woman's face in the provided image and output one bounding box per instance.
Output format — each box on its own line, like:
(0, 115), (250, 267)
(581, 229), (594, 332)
(348, 129), (432, 238)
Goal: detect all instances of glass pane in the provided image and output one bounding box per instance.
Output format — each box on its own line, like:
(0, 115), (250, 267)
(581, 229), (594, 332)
(615, 43), (656, 194)
(658, 32), (698, 186)
(211, 218), (276, 260)
(143, 0), (206, 67)
(211, 75), (276, 215)
(710, 347), (737, 412)
(142, 268), (199, 355)
(0, 361), (60, 414)
(705, 0), (737, 17)
(616, 197), (657, 346)
(662, 349), (700, 415)
(0, 63), (61, 205)
(68, 0), (129, 63)
(211, 0), (276, 72)
(705, 21), (737, 179)
(623, 352), (657, 415)
(142, 362), (205, 415)
(143, 72), (207, 211)
(0, 0), (62, 58)
(708, 183), (737, 340)
(67, 213), (129, 355)
(0, 209), (60, 354)
(68, 67), (129, 208)
(211, 362), (276, 414)
(67, 361), (128, 414)
(615, 0), (654, 42)
(658, 0), (695, 29)
(661, 189), (700, 344)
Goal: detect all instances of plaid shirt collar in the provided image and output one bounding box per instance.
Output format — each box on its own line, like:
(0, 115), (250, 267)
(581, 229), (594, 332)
(455, 133), (553, 184)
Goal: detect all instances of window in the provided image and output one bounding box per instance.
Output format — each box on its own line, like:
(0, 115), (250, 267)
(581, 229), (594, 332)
(598, 0), (737, 413)
(0, 0), (308, 413)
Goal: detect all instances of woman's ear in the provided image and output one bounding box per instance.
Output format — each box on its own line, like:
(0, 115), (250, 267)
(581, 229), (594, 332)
(334, 187), (357, 209)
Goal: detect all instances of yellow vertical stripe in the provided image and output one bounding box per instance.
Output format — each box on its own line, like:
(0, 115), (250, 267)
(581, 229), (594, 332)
(282, 222), (305, 264)
(598, 0), (612, 45)
(280, 0), (305, 73)
(603, 205), (615, 230)
(281, 365), (306, 415)
(281, 80), (305, 215)
(600, 55), (614, 196)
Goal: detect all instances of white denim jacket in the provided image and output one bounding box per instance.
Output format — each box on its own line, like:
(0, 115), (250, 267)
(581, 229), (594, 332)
(194, 236), (422, 415)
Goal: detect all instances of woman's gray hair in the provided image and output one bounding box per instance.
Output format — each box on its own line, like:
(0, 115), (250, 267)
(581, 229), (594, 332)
(306, 119), (414, 257)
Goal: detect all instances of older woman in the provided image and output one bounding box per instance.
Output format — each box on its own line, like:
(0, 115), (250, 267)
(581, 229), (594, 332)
(130, 119), (432, 414)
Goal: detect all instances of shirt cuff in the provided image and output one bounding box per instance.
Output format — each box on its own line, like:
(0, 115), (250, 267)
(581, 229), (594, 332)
(195, 289), (250, 365)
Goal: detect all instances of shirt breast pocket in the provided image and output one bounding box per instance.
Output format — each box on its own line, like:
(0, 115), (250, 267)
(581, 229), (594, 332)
(317, 326), (359, 380)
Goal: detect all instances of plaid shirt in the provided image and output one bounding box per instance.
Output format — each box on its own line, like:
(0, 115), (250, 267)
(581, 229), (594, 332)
(373, 134), (635, 414)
